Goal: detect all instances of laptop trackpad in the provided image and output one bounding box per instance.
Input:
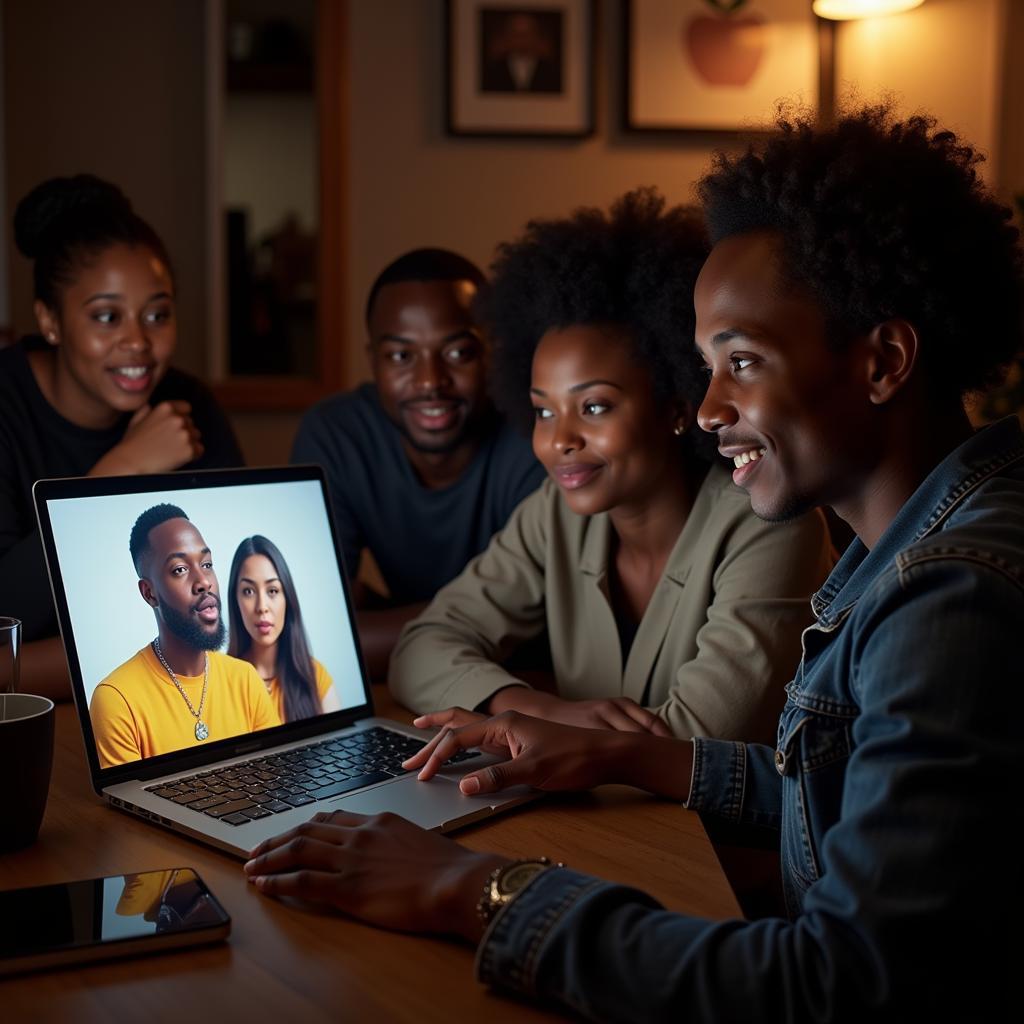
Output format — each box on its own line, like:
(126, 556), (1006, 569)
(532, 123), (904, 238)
(328, 774), (526, 832)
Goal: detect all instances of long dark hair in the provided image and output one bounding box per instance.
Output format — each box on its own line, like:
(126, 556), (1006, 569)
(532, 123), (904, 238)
(227, 535), (320, 722)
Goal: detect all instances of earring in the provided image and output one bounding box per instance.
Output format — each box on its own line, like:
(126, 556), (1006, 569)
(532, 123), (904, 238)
(673, 423), (685, 436)
(47, 332), (57, 343)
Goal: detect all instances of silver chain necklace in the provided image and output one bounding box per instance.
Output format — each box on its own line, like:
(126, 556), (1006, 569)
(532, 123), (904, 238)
(152, 637), (209, 741)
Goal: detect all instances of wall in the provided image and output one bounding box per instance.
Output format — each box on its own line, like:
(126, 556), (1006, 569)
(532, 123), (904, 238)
(997, 0), (1024, 207)
(342, 0), (1010, 392)
(1, 0), (208, 373)
(344, 0), (724, 387)
(834, 0), (1002, 180)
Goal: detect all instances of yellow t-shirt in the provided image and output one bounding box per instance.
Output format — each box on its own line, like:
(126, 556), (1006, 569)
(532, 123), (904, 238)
(90, 645), (282, 769)
(265, 657), (335, 722)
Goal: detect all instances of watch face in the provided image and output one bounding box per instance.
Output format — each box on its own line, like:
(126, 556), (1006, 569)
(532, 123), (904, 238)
(498, 861), (548, 896)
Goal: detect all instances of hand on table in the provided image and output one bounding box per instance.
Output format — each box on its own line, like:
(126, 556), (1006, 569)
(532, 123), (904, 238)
(244, 809), (506, 943)
(414, 691), (671, 739)
(488, 688), (672, 737)
(412, 706), (485, 731)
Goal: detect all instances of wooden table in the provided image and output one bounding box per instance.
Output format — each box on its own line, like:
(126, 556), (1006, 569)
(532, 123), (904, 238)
(2, 689), (742, 1022)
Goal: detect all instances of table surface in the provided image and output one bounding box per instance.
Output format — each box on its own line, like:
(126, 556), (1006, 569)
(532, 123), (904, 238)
(2, 688), (742, 1022)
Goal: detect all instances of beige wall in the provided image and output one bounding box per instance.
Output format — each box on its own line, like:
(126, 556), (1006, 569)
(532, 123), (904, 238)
(834, 0), (1002, 180)
(342, 0), (1012, 391)
(344, 0), (724, 387)
(997, 0), (1024, 206)
(2, 0), (208, 374)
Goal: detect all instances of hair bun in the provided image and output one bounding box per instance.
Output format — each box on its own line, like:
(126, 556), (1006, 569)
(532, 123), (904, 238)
(14, 174), (133, 260)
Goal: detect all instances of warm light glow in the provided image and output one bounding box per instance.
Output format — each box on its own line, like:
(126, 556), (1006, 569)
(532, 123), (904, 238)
(813, 0), (925, 20)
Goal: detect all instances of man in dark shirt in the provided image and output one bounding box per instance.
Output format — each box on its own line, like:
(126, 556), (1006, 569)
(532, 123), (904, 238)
(291, 249), (544, 677)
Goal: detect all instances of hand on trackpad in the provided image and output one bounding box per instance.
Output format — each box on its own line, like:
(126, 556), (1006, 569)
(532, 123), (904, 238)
(328, 773), (534, 832)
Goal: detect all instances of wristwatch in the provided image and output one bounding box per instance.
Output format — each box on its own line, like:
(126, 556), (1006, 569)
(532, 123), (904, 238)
(476, 858), (559, 926)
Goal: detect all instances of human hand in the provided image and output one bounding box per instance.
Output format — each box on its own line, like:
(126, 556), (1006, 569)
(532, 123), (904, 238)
(490, 688), (672, 737)
(403, 710), (633, 796)
(243, 809), (507, 943)
(412, 706), (486, 731)
(90, 400), (203, 475)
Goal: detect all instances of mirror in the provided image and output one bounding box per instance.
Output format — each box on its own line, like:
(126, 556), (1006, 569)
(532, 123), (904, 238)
(208, 0), (345, 409)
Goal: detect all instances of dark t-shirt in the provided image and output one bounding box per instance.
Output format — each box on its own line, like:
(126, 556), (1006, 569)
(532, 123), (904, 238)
(0, 337), (244, 640)
(290, 382), (545, 604)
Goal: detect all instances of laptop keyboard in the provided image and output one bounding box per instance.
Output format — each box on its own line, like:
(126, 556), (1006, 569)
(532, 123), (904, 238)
(144, 726), (480, 827)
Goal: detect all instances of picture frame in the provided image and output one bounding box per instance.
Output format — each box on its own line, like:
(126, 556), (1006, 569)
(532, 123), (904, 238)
(623, 0), (821, 135)
(445, 0), (594, 138)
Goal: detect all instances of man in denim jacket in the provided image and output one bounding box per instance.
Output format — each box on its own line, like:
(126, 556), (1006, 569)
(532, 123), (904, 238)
(243, 105), (1024, 1021)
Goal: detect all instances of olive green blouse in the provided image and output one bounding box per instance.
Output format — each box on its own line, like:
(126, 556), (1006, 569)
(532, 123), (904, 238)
(388, 466), (834, 743)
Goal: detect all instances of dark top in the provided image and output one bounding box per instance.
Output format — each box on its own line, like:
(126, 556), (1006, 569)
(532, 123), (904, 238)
(0, 337), (244, 641)
(290, 382), (545, 604)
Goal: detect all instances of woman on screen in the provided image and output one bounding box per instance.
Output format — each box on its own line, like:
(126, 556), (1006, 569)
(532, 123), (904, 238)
(0, 174), (243, 701)
(227, 535), (341, 722)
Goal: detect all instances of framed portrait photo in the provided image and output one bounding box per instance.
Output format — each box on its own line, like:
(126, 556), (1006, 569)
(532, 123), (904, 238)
(624, 0), (820, 134)
(445, 0), (594, 137)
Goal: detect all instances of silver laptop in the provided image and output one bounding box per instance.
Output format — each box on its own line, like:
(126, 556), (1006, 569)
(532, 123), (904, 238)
(34, 466), (532, 858)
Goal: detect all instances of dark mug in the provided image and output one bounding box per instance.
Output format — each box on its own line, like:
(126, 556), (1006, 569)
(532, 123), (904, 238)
(0, 694), (56, 852)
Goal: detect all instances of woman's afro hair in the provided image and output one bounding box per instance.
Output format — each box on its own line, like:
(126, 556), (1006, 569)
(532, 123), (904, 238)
(481, 187), (711, 446)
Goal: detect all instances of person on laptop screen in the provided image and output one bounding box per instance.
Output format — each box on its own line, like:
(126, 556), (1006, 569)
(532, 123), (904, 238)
(226, 534), (343, 722)
(90, 504), (281, 768)
(290, 248), (546, 678)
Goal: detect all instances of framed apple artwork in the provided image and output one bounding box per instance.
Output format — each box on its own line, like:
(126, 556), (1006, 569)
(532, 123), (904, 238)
(623, 0), (821, 133)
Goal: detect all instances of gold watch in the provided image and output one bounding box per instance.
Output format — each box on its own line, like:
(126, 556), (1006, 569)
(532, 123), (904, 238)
(476, 858), (559, 925)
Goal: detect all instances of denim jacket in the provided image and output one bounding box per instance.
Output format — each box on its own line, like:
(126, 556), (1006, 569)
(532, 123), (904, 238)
(476, 418), (1024, 1022)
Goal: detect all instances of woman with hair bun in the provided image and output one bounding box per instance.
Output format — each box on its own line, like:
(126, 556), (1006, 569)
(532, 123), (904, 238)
(0, 174), (243, 699)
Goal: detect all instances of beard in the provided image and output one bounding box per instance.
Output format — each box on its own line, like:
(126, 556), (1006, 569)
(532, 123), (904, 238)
(160, 599), (227, 652)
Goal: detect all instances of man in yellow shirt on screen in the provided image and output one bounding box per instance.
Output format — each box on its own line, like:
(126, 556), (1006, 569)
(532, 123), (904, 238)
(90, 503), (281, 768)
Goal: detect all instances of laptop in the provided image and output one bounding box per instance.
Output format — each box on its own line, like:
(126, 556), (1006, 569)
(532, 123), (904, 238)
(34, 466), (534, 858)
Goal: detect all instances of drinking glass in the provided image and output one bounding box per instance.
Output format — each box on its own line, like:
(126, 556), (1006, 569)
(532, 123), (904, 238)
(0, 616), (20, 696)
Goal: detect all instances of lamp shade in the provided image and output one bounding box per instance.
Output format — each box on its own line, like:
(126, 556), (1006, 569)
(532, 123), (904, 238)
(812, 0), (925, 19)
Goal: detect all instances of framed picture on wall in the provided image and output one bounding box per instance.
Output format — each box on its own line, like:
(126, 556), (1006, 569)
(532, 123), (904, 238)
(445, 0), (594, 137)
(623, 0), (820, 134)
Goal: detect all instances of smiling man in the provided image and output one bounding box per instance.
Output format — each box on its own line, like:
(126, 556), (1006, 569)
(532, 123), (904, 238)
(291, 249), (544, 676)
(243, 105), (1024, 1021)
(90, 504), (280, 768)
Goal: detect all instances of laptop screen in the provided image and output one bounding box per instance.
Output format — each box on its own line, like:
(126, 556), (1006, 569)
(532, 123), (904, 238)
(35, 468), (369, 778)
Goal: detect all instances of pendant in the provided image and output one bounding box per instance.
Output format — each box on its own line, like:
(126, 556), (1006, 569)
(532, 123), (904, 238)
(195, 720), (209, 741)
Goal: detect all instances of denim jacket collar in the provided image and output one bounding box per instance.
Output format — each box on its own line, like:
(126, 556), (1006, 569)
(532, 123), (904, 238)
(810, 416), (1024, 627)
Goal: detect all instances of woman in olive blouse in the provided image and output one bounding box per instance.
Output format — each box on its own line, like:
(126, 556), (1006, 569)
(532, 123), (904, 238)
(389, 190), (833, 743)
